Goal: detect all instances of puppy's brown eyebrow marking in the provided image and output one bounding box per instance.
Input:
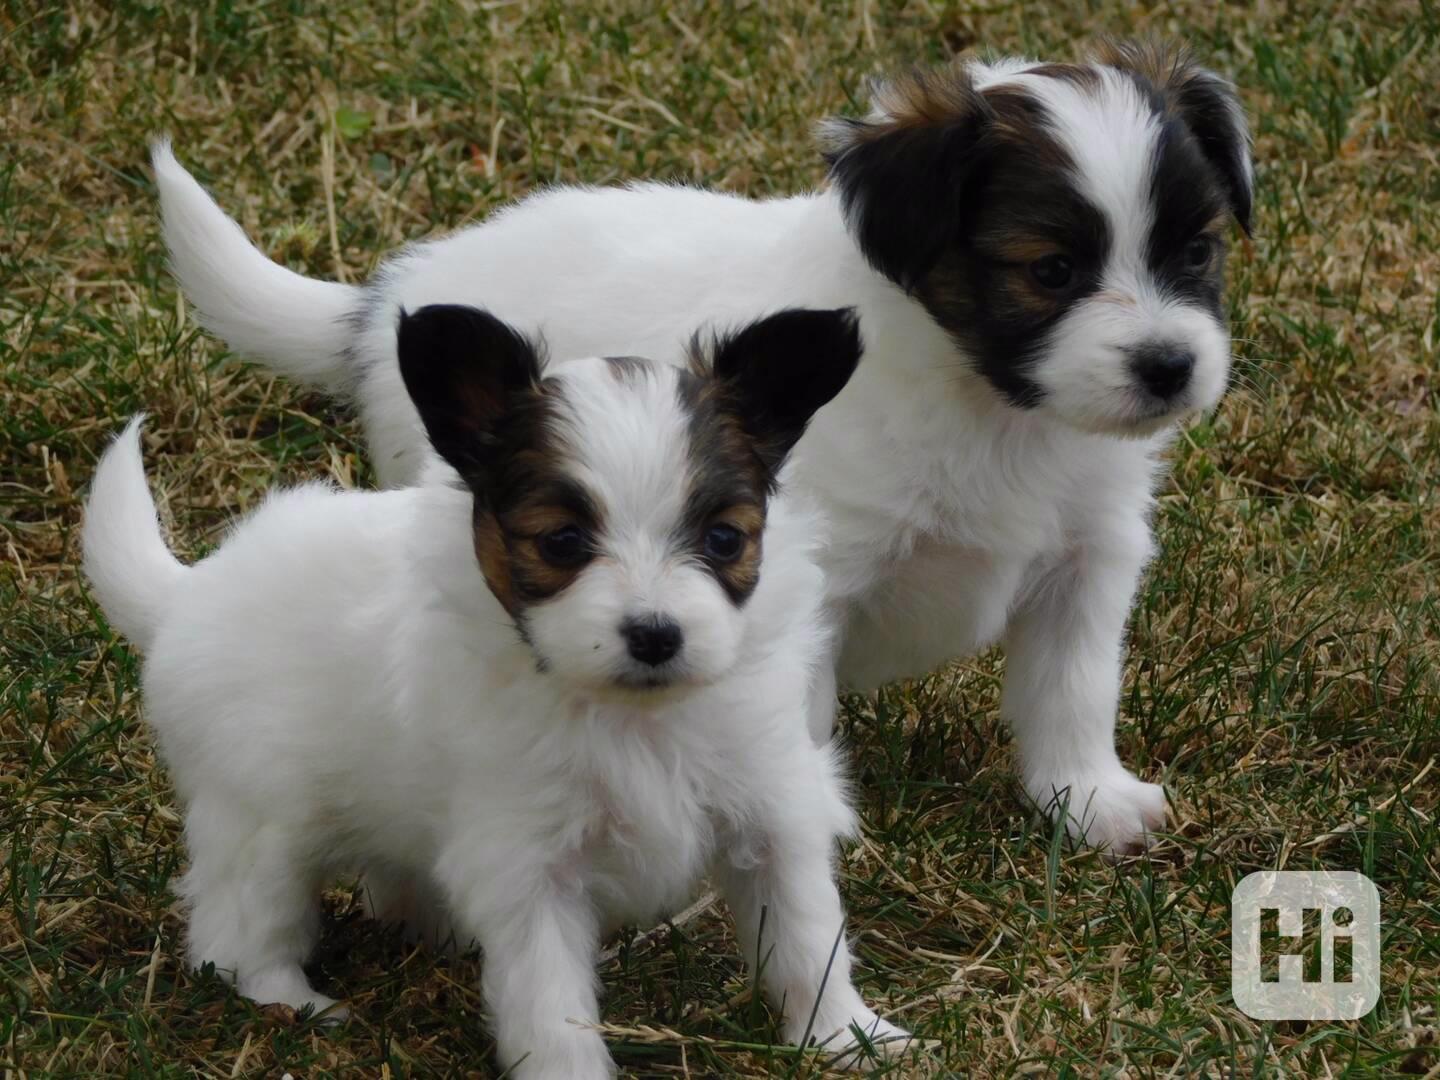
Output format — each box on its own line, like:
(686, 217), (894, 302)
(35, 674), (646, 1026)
(980, 234), (1073, 266)
(1201, 208), (1232, 236)
(689, 500), (766, 606)
(669, 363), (773, 607)
(464, 376), (604, 621)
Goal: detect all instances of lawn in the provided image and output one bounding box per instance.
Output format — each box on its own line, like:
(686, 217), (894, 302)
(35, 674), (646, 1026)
(3, 0), (1438, 1075)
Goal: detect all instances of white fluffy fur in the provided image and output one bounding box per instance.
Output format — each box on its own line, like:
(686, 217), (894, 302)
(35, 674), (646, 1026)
(148, 52), (1238, 850)
(84, 397), (906, 1078)
(151, 143), (354, 392)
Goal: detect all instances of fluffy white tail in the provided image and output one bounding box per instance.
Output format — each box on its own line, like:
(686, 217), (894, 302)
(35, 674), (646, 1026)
(83, 417), (187, 650)
(151, 139), (359, 392)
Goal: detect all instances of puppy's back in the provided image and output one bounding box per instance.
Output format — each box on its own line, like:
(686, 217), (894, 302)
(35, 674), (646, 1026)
(138, 484), (460, 796)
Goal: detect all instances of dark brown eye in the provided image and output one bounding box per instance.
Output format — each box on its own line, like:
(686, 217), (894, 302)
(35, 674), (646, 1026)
(1184, 236), (1214, 269)
(537, 525), (592, 567)
(1030, 254), (1074, 290)
(703, 524), (744, 562)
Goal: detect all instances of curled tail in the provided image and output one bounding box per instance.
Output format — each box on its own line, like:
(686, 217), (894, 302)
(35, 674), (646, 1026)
(83, 417), (188, 650)
(151, 139), (360, 392)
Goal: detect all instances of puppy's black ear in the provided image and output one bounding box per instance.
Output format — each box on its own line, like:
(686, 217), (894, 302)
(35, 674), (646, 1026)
(707, 307), (863, 479)
(397, 304), (543, 487)
(818, 66), (990, 291)
(1097, 39), (1254, 235)
(1168, 66), (1254, 235)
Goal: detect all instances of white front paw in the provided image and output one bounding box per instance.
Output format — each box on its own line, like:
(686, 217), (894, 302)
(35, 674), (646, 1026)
(238, 965), (348, 1023)
(1027, 767), (1167, 854)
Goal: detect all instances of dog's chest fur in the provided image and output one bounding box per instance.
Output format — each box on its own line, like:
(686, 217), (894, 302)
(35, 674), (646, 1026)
(793, 365), (1164, 688)
(562, 709), (732, 928)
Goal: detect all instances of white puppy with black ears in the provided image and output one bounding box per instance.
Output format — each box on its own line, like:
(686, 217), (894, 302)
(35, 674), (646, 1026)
(84, 305), (909, 1077)
(153, 39), (1254, 853)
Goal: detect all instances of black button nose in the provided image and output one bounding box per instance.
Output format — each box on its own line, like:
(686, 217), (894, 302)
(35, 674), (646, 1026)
(622, 617), (683, 667)
(1130, 346), (1195, 400)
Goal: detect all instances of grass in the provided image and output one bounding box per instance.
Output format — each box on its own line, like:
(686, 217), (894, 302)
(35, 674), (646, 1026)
(2, 0), (1438, 1075)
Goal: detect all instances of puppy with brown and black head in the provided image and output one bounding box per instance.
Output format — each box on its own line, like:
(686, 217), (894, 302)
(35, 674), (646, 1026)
(84, 306), (908, 1077)
(154, 39), (1253, 853)
(820, 38), (1248, 434)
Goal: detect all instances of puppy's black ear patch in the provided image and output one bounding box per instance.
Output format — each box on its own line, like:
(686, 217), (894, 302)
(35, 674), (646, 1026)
(397, 304), (543, 486)
(1168, 68), (1253, 235)
(1096, 38), (1254, 235)
(706, 307), (863, 478)
(819, 66), (990, 290)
